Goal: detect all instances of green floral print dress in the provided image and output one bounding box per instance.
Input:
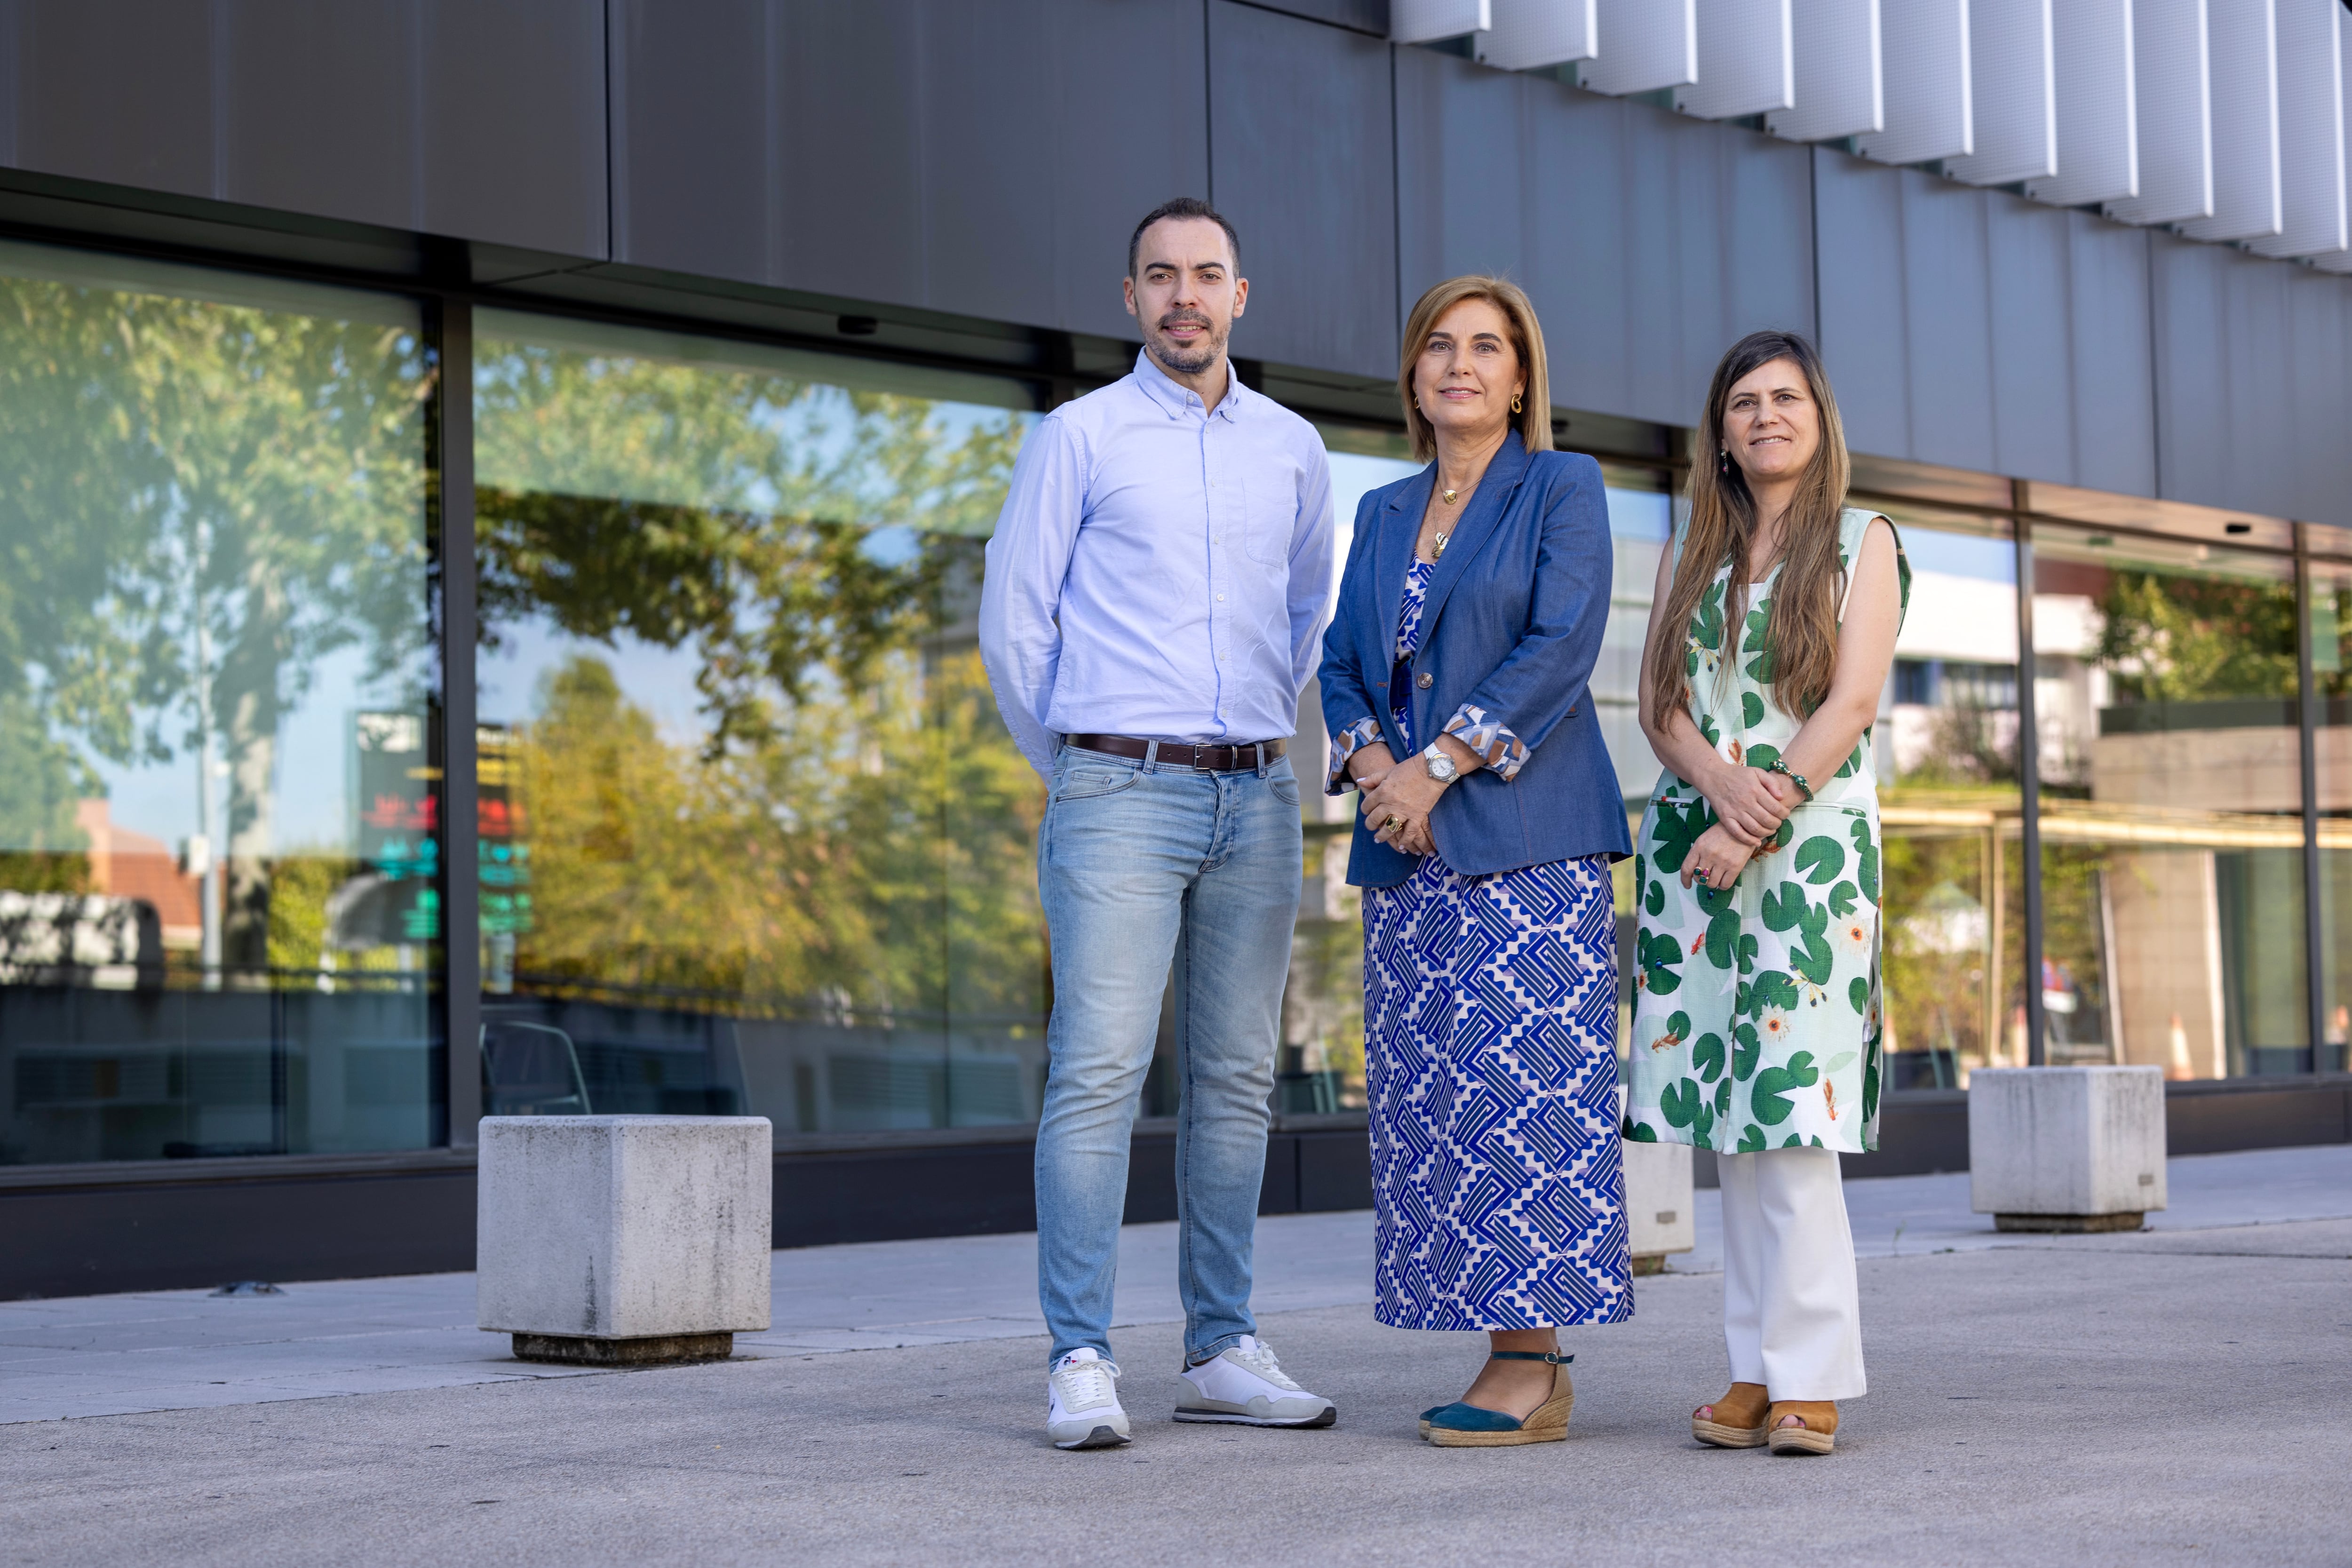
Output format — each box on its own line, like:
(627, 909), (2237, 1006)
(1625, 507), (1910, 1156)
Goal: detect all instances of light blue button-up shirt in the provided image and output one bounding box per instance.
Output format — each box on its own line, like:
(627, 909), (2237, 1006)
(979, 350), (1336, 776)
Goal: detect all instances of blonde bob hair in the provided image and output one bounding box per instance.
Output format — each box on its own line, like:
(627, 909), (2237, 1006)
(1398, 275), (1554, 463)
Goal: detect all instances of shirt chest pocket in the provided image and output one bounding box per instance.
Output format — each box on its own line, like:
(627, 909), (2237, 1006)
(1234, 472), (1294, 569)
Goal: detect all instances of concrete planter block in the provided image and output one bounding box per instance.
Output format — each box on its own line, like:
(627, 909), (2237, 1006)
(1622, 1138), (1696, 1275)
(1968, 1067), (2166, 1233)
(477, 1115), (772, 1363)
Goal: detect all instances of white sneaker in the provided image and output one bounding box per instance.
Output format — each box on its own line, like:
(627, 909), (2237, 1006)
(1174, 1336), (1337, 1427)
(1047, 1349), (1132, 1450)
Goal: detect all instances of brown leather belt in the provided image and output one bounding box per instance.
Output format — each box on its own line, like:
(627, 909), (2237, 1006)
(1065, 734), (1287, 772)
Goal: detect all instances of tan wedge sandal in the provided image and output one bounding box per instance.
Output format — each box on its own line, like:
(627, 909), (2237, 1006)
(1691, 1381), (1770, 1448)
(1766, 1400), (1838, 1455)
(1422, 1351), (1574, 1447)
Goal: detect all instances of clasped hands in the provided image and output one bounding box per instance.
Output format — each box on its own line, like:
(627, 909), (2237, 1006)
(1346, 741), (1455, 858)
(1682, 762), (1805, 894)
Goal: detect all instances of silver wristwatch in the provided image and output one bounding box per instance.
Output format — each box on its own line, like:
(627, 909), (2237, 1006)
(1421, 742), (1460, 784)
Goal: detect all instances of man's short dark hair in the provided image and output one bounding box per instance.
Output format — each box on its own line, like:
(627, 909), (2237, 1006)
(1127, 198), (1241, 278)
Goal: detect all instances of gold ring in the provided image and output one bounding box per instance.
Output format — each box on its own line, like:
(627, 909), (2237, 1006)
(1383, 814), (1405, 831)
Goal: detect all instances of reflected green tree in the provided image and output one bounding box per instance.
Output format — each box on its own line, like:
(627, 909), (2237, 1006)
(472, 341), (1041, 1022)
(0, 274), (431, 964)
(2095, 571), (2297, 708)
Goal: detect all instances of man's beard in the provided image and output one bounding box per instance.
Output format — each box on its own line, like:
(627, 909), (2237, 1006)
(1151, 312), (1227, 374)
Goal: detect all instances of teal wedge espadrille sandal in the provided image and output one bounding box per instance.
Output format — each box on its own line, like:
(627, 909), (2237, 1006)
(1421, 1351), (1574, 1447)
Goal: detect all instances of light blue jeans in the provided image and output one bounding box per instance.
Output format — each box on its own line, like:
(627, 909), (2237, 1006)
(1034, 743), (1303, 1367)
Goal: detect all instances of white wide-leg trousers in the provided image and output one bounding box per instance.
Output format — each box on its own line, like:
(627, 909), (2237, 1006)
(1718, 1146), (1866, 1400)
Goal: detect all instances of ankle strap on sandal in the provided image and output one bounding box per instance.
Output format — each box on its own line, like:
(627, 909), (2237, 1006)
(1487, 1351), (1572, 1364)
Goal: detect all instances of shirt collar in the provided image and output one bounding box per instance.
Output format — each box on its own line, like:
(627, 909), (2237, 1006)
(1131, 348), (1248, 423)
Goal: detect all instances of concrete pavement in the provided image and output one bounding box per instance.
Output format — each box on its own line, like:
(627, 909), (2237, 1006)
(5, 1144), (2348, 1426)
(3, 1218), (2348, 1566)
(2, 1145), (2348, 1565)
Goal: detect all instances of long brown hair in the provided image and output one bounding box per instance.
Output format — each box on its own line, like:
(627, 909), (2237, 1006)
(1643, 330), (1853, 723)
(1397, 275), (1554, 463)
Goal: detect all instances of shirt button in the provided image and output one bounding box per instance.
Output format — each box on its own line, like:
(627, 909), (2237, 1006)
(1216, 593), (1225, 602)
(1416, 672), (1434, 690)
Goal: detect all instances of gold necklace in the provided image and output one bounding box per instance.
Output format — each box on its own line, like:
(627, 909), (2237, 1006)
(1432, 530), (1451, 559)
(1441, 487), (1460, 505)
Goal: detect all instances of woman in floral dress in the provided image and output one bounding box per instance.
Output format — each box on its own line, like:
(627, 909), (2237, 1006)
(1626, 330), (1908, 1456)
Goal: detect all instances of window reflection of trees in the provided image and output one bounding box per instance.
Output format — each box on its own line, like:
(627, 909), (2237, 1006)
(0, 270), (430, 983)
(470, 342), (1042, 1047)
(2046, 548), (2305, 1078)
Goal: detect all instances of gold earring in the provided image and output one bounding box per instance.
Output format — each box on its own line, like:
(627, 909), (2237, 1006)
(1511, 392), (1523, 414)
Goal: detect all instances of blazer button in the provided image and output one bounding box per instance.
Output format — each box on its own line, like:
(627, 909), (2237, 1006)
(1415, 672), (1433, 690)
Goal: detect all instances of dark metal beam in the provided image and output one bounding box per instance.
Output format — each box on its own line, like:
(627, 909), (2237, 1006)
(433, 297), (482, 1146)
(2297, 530), (2327, 1074)
(2014, 497), (2046, 1067)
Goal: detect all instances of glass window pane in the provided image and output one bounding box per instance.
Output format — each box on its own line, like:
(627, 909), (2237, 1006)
(0, 241), (437, 1164)
(1876, 510), (2024, 1089)
(2033, 525), (2306, 1077)
(1284, 425), (1423, 1115)
(471, 310), (1040, 1135)
(2306, 559), (2352, 1073)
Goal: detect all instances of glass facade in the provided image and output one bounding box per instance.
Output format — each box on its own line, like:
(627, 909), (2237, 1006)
(1, 251), (2341, 1172)
(2030, 527), (2307, 1078)
(0, 241), (439, 1165)
(1875, 515), (2026, 1089)
(470, 311), (1042, 1136)
(2308, 557), (2352, 1075)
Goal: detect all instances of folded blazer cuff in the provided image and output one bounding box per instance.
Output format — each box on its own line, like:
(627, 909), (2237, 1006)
(1442, 703), (1529, 780)
(1327, 716), (1384, 794)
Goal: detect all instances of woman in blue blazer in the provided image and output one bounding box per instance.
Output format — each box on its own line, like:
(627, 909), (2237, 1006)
(1319, 275), (1633, 1448)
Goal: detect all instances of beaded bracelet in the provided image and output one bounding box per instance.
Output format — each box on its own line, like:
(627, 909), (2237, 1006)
(1767, 758), (1814, 803)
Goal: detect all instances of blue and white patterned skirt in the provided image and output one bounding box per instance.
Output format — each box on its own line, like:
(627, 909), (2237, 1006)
(1362, 851), (1633, 1331)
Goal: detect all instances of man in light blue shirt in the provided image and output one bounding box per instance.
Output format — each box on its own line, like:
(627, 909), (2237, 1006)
(980, 198), (1337, 1449)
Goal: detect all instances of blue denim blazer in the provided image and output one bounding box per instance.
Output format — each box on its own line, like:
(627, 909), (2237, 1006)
(1318, 430), (1632, 889)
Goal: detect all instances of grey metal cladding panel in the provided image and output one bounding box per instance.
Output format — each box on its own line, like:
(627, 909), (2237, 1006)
(1812, 150), (1912, 463)
(771, 3), (929, 308)
(1716, 125), (1815, 350)
(1208, 0), (1397, 380)
(2214, 255), (2296, 522)
(1983, 194), (2076, 486)
(2150, 237), (2234, 513)
(9, 0), (215, 198)
(2063, 213), (2155, 499)
(1614, 107), (1813, 430)
(905, 4), (1065, 330)
(1524, 85), (1633, 421)
(2286, 272), (2352, 527)
(2150, 236), (2297, 520)
(1392, 50), (1529, 318)
(1241, 0), (1389, 33)
(419, 0), (606, 256)
(1029, 0), (1209, 341)
(610, 0), (771, 285)
(1616, 109), (1718, 428)
(214, 2), (416, 231)
(1896, 171), (1995, 476)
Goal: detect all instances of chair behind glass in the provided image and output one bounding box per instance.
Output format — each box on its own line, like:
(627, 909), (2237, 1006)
(480, 1021), (592, 1116)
